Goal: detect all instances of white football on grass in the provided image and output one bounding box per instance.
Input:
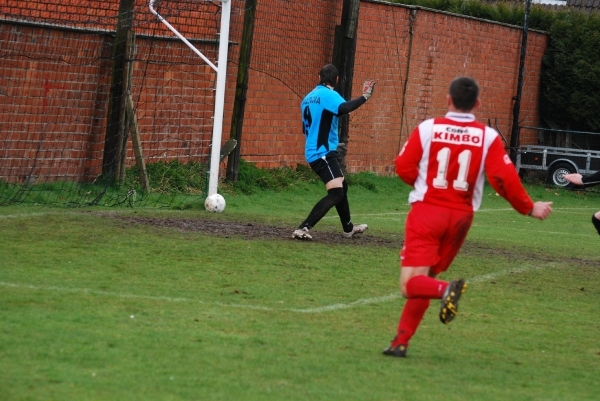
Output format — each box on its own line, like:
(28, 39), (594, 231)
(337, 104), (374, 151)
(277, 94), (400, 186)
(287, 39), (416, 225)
(205, 194), (226, 213)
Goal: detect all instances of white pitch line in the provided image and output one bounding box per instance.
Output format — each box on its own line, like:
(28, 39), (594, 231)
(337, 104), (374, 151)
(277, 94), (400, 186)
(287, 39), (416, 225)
(289, 293), (401, 313)
(0, 263), (553, 314)
(290, 264), (550, 313)
(0, 208), (175, 220)
(1, 206), (595, 222)
(0, 281), (191, 303)
(0, 212), (67, 219)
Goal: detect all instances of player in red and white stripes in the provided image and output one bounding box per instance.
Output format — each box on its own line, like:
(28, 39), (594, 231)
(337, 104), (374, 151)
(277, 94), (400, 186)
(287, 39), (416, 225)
(383, 76), (553, 358)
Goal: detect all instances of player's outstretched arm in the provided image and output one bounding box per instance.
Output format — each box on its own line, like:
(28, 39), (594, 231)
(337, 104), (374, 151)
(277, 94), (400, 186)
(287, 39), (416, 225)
(529, 201), (553, 220)
(568, 170), (600, 187)
(563, 173), (583, 186)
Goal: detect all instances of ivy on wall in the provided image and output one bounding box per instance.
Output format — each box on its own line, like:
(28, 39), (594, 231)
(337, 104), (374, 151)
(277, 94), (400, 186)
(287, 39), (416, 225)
(540, 12), (600, 131)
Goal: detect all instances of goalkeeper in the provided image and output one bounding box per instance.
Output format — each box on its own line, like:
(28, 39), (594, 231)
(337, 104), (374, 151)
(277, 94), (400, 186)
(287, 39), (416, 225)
(564, 171), (600, 235)
(292, 64), (376, 240)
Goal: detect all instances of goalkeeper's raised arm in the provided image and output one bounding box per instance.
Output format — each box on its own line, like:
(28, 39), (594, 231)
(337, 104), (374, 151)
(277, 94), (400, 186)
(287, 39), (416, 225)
(337, 79), (376, 115)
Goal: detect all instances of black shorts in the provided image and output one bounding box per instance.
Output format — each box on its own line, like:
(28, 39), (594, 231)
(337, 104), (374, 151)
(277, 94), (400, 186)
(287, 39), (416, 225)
(309, 152), (344, 184)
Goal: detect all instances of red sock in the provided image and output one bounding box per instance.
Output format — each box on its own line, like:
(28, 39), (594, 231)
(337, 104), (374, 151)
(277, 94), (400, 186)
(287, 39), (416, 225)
(406, 275), (448, 299)
(393, 298), (431, 346)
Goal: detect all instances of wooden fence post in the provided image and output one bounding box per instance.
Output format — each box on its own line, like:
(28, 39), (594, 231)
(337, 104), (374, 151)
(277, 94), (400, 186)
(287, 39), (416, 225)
(332, 0), (360, 173)
(103, 0), (134, 179)
(226, 0), (256, 182)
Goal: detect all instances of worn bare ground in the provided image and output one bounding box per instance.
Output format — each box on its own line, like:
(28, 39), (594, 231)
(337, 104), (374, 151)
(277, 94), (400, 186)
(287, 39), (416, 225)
(98, 212), (597, 267)
(113, 214), (402, 248)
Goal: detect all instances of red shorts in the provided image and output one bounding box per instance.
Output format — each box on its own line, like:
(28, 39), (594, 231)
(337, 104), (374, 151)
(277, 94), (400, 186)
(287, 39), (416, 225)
(401, 202), (474, 275)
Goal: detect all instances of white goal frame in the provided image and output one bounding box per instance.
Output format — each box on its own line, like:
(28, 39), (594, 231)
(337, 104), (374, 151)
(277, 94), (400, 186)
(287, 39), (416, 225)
(149, 0), (231, 197)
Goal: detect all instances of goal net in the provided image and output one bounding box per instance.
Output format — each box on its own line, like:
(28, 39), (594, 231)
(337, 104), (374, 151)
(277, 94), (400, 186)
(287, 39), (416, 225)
(0, 0), (355, 208)
(0, 0), (242, 207)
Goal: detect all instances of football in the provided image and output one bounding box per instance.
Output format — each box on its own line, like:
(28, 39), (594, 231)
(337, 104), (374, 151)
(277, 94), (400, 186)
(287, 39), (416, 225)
(205, 193), (226, 213)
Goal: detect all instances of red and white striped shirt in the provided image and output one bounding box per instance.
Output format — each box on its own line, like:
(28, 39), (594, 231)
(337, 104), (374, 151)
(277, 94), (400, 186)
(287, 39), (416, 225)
(395, 112), (533, 214)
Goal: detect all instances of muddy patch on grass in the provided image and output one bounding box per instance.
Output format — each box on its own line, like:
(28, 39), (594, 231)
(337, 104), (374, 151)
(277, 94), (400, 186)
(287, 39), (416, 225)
(98, 212), (596, 267)
(110, 214), (403, 248)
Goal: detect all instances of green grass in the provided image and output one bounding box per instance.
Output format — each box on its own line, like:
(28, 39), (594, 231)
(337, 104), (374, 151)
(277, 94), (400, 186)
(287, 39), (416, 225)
(1, 175), (599, 400)
(0, 159), (318, 209)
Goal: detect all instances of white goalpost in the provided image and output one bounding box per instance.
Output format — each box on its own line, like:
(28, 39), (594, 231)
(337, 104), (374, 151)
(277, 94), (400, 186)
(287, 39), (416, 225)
(149, 0), (231, 200)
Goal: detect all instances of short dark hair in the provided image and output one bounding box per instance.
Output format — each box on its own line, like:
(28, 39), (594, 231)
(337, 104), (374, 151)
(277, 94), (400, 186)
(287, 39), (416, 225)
(319, 64), (338, 87)
(449, 76), (479, 111)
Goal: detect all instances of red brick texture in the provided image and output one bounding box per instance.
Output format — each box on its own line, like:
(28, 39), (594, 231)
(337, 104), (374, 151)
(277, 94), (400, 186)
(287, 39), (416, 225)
(0, 0), (547, 182)
(346, 2), (547, 174)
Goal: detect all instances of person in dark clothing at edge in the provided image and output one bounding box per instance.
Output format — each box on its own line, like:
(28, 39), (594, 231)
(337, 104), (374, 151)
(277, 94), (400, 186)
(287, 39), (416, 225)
(564, 171), (600, 235)
(292, 64), (376, 240)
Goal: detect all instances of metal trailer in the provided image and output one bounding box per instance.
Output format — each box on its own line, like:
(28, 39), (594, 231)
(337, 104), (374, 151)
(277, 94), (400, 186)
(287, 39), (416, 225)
(514, 127), (600, 187)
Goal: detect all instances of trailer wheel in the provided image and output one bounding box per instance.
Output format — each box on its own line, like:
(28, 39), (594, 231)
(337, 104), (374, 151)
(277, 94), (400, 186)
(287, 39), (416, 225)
(548, 163), (575, 187)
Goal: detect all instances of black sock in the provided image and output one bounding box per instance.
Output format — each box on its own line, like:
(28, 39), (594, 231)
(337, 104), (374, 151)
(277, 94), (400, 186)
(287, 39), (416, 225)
(592, 215), (600, 235)
(335, 181), (353, 232)
(299, 188), (344, 229)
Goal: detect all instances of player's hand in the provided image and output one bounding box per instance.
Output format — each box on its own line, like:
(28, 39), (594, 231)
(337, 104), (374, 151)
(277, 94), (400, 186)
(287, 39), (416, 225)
(362, 79), (376, 100)
(529, 201), (553, 220)
(563, 173), (583, 186)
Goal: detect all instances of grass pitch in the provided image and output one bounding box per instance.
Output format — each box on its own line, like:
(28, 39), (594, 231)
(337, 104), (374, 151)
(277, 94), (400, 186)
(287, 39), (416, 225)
(1, 175), (598, 400)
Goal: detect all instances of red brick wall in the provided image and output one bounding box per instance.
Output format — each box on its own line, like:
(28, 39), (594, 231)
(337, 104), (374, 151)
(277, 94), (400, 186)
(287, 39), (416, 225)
(0, 0), (548, 182)
(0, 24), (110, 182)
(239, 0), (547, 174)
(236, 0), (342, 169)
(349, 4), (412, 175)
(342, 2), (548, 174)
(0, 0), (244, 183)
(0, 0), (225, 37)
